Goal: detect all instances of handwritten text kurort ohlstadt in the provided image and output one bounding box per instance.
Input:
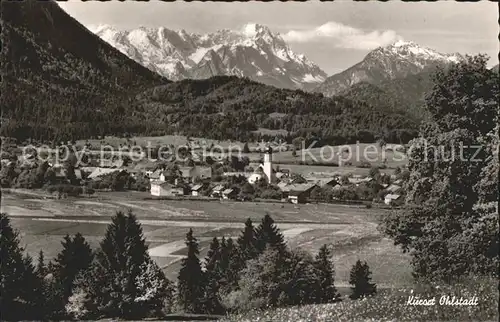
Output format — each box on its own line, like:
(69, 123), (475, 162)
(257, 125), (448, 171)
(406, 295), (479, 306)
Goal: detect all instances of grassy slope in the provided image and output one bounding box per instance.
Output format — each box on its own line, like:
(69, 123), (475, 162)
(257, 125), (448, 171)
(222, 278), (499, 321)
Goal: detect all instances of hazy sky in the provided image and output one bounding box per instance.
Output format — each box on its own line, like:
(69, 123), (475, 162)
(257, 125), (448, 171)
(59, 0), (498, 74)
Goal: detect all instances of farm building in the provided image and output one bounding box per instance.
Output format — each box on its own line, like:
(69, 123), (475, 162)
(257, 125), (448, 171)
(179, 166), (212, 183)
(150, 181), (184, 197)
(284, 183), (317, 203)
(87, 168), (124, 180)
(348, 177), (373, 186)
(288, 184), (316, 204)
(190, 183), (206, 196)
(386, 184), (402, 193)
(306, 177), (339, 188)
(222, 188), (237, 200)
(384, 193), (403, 206)
(211, 185), (225, 198)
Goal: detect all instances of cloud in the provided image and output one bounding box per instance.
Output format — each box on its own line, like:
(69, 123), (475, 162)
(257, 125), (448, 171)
(283, 21), (403, 50)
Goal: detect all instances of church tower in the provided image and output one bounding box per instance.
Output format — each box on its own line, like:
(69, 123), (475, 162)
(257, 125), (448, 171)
(263, 146), (275, 184)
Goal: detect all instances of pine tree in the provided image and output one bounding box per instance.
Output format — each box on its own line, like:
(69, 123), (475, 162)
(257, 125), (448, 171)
(76, 211), (151, 318)
(205, 237), (221, 274)
(349, 260), (377, 300)
(177, 228), (206, 314)
(237, 218), (258, 262)
(218, 237), (241, 294)
(20, 253), (46, 319)
(254, 214), (286, 254)
(0, 213), (44, 320)
(203, 237), (224, 314)
(280, 249), (322, 306)
(53, 233), (94, 301)
(314, 244), (339, 303)
(36, 249), (47, 279)
(242, 142), (250, 153)
(225, 238), (241, 290)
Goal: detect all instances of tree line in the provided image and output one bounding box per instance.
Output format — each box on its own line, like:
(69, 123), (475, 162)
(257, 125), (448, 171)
(0, 212), (377, 320)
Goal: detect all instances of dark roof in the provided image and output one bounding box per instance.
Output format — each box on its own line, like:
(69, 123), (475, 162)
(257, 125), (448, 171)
(191, 184), (203, 191)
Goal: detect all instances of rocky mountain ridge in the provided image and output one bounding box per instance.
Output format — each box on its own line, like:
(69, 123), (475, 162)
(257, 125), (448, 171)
(92, 23), (327, 90)
(315, 40), (464, 96)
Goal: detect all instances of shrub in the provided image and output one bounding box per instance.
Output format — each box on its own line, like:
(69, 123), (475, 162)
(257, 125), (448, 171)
(135, 259), (174, 317)
(65, 288), (93, 320)
(227, 247), (325, 312)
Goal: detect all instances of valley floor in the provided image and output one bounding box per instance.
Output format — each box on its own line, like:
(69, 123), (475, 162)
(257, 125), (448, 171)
(2, 189), (412, 285)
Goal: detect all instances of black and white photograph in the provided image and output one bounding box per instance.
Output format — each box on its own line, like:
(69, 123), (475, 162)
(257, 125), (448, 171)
(1, 0), (498, 321)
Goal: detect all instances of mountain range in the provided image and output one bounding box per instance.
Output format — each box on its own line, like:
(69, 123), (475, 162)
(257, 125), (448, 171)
(91, 22), (472, 117)
(92, 24), (327, 90)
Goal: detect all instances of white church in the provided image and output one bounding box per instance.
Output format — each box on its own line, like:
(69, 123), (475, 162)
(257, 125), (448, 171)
(247, 147), (276, 185)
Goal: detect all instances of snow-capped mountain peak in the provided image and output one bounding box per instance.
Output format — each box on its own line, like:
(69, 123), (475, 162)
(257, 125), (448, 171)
(315, 40), (464, 97)
(242, 23), (269, 37)
(374, 40), (463, 64)
(92, 24), (327, 89)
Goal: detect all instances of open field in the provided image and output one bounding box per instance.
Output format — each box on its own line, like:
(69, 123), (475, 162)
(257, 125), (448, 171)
(2, 190), (413, 286)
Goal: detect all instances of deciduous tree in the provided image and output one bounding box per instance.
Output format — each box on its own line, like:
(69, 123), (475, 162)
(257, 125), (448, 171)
(381, 55), (499, 281)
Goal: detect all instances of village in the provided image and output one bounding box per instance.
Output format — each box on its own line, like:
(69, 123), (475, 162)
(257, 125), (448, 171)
(0, 138), (407, 207)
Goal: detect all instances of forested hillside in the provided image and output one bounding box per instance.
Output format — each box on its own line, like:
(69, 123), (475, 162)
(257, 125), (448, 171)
(135, 76), (419, 144)
(340, 70), (436, 122)
(0, 0), (166, 141)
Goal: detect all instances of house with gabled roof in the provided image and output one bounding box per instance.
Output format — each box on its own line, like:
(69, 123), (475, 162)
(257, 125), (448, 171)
(87, 167), (124, 180)
(211, 184), (225, 198)
(386, 184), (402, 193)
(150, 181), (184, 197)
(306, 177), (339, 188)
(178, 166), (212, 183)
(190, 183), (207, 196)
(222, 188), (237, 200)
(287, 183), (318, 204)
(348, 177), (373, 186)
(384, 193), (403, 206)
(149, 169), (163, 182)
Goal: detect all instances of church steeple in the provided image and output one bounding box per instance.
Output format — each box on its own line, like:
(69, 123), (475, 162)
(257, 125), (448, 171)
(263, 146), (275, 184)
